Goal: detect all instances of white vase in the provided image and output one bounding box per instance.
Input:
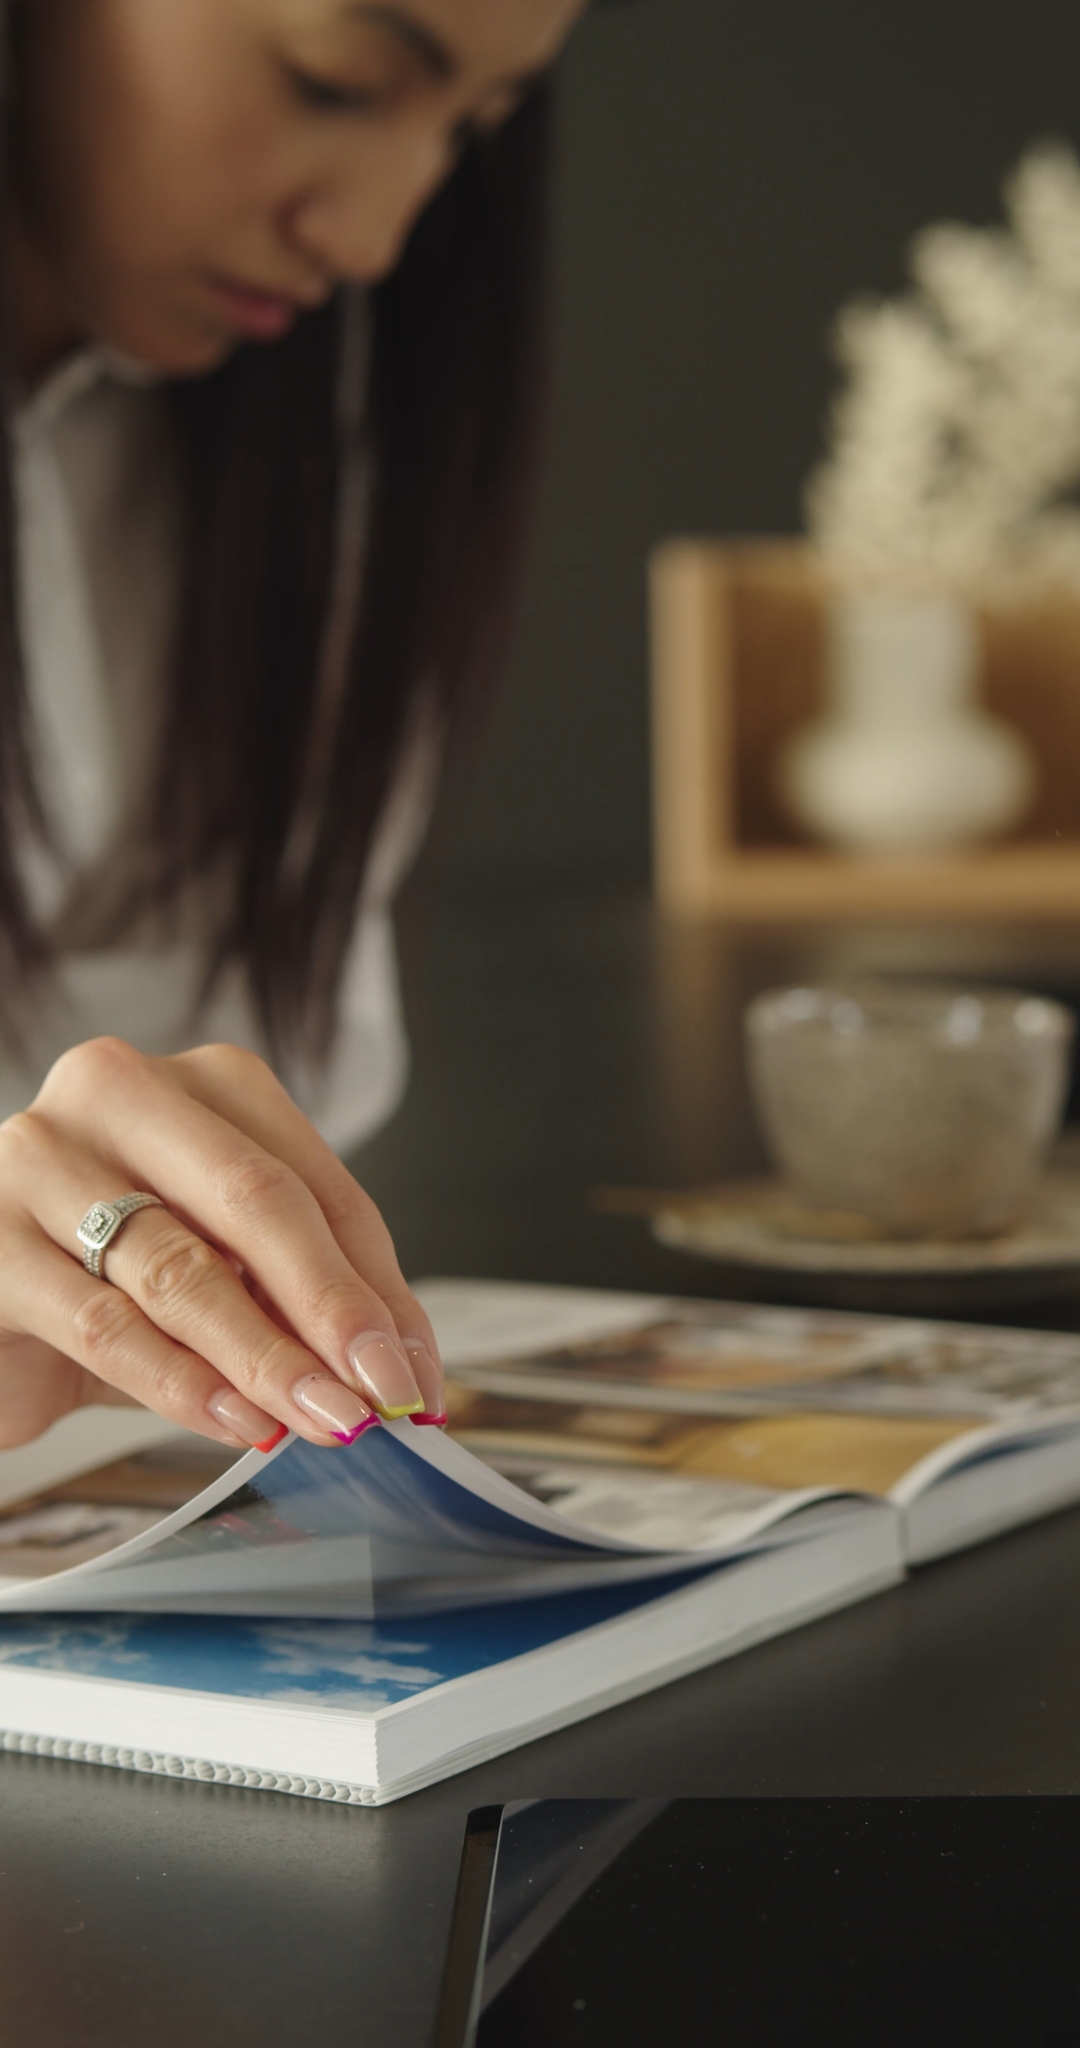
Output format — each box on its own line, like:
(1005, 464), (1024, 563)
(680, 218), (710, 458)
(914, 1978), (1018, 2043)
(779, 589), (1036, 856)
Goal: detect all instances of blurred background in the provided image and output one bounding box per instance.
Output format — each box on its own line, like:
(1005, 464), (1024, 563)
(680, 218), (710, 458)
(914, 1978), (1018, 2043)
(447, 0), (1080, 892)
(356, 0), (1080, 1304)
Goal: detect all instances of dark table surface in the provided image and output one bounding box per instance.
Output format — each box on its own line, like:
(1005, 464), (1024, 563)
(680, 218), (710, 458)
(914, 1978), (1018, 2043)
(6, 890), (1080, 2048)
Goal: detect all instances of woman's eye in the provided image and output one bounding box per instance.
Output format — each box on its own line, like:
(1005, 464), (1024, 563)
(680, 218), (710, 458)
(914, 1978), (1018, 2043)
(287, 68), (379, 115)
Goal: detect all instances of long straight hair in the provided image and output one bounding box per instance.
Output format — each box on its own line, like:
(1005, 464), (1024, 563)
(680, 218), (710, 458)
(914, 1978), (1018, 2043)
(0, 80), (553, 1061)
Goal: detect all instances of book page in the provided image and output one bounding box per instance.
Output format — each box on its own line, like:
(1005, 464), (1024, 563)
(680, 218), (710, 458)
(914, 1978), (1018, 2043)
(431, 1295), (914, 1418)
(423, 1284), (1080, 1509)
(762, 1325), (1080, 1422)
(0, 1436), (238, 1580)
(426, 1286), (1080, 1433)
(413, 1280), (673, 1364)
(448, 1384), (877, 1540)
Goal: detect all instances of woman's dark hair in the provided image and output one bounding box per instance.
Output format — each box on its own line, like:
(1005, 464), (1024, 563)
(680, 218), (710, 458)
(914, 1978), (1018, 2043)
(0, 77), (553, 1062)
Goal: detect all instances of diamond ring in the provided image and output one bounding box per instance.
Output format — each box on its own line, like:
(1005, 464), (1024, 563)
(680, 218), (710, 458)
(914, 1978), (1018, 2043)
(77, 1194), (165, 1280)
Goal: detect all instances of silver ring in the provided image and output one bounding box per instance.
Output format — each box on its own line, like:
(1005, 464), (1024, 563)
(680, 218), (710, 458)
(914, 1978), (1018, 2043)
(77, 1194), (164, 1280)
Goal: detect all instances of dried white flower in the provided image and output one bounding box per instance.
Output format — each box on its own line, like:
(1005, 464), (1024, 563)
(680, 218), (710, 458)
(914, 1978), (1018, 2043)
(806, 142), (1080, 595)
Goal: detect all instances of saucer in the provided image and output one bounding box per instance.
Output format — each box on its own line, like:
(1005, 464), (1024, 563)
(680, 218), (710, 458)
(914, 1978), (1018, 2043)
(650, 1170), (1080, 1278)
(592, 1166), (1080, 1313)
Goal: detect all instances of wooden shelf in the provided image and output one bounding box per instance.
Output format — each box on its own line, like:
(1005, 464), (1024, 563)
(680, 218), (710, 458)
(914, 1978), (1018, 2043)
(649, 538), (1080, 920)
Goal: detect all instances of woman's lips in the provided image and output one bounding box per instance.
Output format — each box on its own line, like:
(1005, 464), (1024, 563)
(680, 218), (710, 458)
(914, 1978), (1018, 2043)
(205, 273), (307, 341)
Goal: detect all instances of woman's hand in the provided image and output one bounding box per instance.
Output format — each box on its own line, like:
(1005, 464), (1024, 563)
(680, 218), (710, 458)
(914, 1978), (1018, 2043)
(0, 1038), (445, 1454)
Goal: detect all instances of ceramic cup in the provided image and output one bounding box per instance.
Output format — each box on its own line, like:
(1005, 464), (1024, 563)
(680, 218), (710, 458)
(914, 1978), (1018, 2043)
(745, 982), (1075, 1239)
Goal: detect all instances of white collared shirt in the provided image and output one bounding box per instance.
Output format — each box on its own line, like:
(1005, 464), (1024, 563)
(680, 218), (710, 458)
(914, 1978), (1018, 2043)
(3, 350), (435, 1152)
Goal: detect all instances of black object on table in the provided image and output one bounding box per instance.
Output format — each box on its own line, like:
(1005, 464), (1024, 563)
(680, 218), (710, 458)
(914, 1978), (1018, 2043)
(6, 894), (1080, 2048)
(438, 1796), (1080, 2047)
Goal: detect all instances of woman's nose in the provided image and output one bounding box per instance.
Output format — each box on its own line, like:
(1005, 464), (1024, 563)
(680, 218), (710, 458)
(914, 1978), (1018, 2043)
(286, 128), (453, 289)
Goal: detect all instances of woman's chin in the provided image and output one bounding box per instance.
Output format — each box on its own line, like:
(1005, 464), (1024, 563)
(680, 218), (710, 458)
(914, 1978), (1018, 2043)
(162, 335), (242, 378)
(96, 306), (243, 380)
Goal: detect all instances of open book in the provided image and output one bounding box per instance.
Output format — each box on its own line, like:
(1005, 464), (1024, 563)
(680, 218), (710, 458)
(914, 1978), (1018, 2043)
(423, 1281), (1080, 1565)
(0, 1279), (1077, 1804)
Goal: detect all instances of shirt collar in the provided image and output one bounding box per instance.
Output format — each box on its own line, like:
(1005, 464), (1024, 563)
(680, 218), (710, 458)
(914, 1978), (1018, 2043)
(13, 344), (162, 441)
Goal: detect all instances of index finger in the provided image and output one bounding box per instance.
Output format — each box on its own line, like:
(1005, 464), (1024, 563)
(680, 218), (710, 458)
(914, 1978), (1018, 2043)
(168, 1046), (446, 1419)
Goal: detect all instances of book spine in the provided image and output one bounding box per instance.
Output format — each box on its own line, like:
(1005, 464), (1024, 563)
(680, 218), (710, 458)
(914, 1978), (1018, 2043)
(0, 1726), (377, 1806)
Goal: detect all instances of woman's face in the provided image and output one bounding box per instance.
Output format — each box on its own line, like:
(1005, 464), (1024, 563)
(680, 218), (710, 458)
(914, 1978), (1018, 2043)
(12, 0), (585, 377)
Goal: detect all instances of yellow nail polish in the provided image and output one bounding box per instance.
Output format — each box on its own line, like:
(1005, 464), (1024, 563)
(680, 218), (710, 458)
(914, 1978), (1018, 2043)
(347, 1333), (424, 1417)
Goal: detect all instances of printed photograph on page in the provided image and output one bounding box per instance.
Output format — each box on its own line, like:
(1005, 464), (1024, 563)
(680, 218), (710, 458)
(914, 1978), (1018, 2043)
(450, 1304), (1080, 1426)
(445, 1382), (974, 1531)
(739, 1327), (1080, 1421)
(0, 1437), (238, 1582)
(448, 1304), (901, 1407)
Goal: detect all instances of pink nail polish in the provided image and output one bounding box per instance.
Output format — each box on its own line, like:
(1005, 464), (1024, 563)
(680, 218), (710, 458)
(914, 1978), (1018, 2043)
(293, 1375), (377, 1443)
(334, 1414), (382, 1446)
(409, 1410), (449, 1428)
(403, 1338), (446, 1423)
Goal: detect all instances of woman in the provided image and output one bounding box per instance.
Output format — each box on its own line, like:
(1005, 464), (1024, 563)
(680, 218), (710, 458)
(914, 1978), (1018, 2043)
(0, 0), (584, 1460)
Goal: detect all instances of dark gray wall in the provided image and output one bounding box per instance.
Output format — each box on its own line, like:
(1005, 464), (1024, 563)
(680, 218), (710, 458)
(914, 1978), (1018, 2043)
(447, 0), (1080, 889)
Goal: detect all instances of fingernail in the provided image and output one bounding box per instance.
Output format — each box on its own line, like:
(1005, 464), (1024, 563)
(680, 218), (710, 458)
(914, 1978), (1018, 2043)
(208, 1388), (283, 1449)
(293, 1375), (379, 1444)
(403, 1339), (446, 1422)
(345, 1332), (422, 1419)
